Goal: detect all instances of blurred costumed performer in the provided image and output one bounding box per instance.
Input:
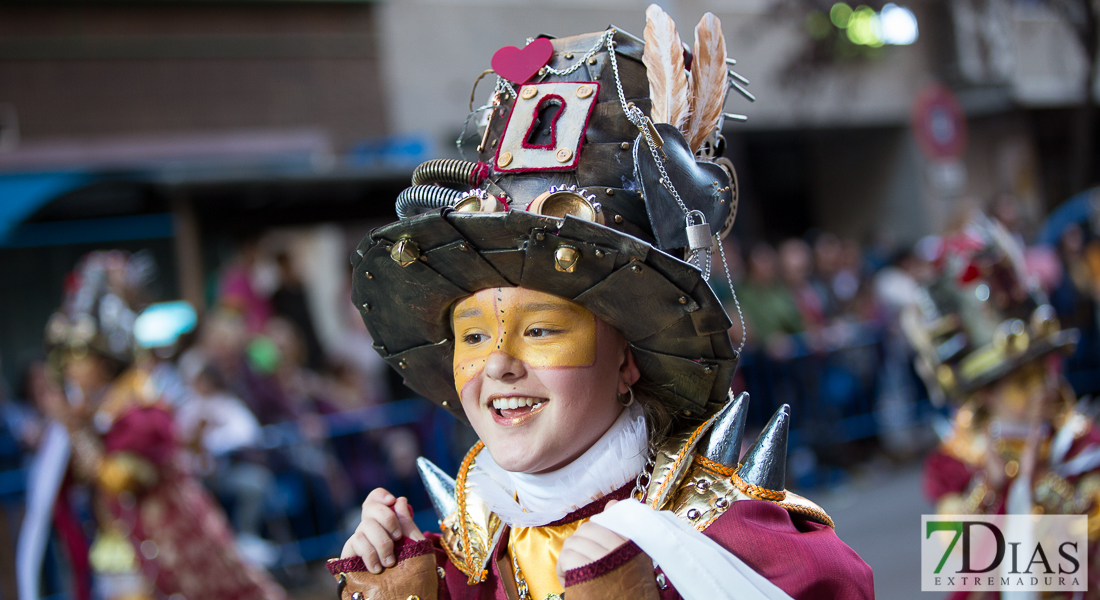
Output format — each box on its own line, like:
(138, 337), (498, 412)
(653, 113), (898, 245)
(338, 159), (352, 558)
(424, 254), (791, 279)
(903, 213), (1100, 597)
(21, 250), (286, 600)
(327, 6), (873, 600)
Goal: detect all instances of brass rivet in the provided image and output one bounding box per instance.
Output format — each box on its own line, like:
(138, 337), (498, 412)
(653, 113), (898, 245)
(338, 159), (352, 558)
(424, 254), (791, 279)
(352, 593), (364, 600)
(716, 497), (729, 509)
(614, 215), (623, 224)
(536, 232), (545, 241)
(555, 148), (573, 163)
(564, 52), (574, 59)
(703, 365), (714, 374)
(520, 86), (538, 100)
(437, 566), (446, 579)
(620, 142), (630, 150)
(441, 400), (450, 408)
(459, 242), (470, 252)
(398, 360), (408, 370)
(407, 596), (420, 600)
(576, 85), (593, 99)
(498, 152), (513, 168)
(365, 271), (373, 279)
(588, 56), (598, 65)
(678, 296), (688, 305)
(594, 249), (605, 258)
(684, 410), (693, 417)
(390, 238), (421, 267)
(631, 263), (642, 273)
(686, 508), (700, 520)
(554, 246), (580, 273)
(605, 188), (614, 195)
(362, 303), (371, 311)
(695, 479), (709, 492)
(538, 67), (546, 76)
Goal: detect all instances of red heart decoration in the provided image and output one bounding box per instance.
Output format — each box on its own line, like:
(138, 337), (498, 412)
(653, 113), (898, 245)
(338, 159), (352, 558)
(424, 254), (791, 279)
(491, 38), (554, 85)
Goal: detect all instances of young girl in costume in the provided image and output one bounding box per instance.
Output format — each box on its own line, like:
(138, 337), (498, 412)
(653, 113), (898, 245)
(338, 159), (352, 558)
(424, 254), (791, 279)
(330, 7), (874, 600)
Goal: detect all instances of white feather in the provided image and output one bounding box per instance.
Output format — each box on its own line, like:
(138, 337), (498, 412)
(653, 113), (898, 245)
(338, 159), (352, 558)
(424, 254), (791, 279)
(643, 4), (691, 129)
(685, 12), (728, 152)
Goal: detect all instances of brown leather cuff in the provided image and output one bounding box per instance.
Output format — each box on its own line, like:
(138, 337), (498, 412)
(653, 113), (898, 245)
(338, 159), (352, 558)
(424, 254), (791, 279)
(564, 544), (658, 600)
(328, 539), (439, 600)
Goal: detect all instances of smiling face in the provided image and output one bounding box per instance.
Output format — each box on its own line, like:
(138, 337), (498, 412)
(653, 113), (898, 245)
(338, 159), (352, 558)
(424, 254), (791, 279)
(452, 287), (638, 474)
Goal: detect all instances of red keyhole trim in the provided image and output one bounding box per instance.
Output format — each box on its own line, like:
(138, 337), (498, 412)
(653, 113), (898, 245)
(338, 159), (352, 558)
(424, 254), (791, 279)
(521, 94), (566, 150)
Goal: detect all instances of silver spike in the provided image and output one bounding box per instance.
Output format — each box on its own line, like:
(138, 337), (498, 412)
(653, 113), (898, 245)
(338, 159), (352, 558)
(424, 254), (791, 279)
(727, 80), (756, 102)
(416, 457), (458, 523)
(736, 404), (790, 492)
(727, 70), (750, 86)
(722, 113), (749, 123)
(702, 392), (750, 468)
(725, 57), (738, 66)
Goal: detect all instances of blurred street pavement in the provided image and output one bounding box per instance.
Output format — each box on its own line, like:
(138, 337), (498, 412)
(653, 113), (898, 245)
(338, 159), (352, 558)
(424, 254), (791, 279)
(812, 459), (942, 599)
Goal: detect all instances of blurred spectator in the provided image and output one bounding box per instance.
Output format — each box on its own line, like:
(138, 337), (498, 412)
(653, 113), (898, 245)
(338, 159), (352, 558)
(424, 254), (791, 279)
(811, 232), (844, 320)
(218, 240), (274, 333)
(779, 238), (826, 335)
(175, 364), (280, 567)
(736, 242), (804, 357)
(271, 252), (325, 371)
(327, 295), (391, 408)
(1051, 222), (1100, 395)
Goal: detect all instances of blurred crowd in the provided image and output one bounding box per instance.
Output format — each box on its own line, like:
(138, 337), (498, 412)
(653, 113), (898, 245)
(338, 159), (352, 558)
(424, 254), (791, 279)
(0, 239), (460, 593)
(4, 191), (1100, 593)
(719, 193), (1100, 483)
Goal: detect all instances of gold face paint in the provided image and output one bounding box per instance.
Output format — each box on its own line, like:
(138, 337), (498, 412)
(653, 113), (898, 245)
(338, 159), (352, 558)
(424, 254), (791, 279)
(452, 287), (597, 393)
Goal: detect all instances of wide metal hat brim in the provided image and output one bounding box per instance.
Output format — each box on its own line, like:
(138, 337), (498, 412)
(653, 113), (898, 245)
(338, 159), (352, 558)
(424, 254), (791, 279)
(351, 209), (738, 423)
(956, 328), (1080, 395)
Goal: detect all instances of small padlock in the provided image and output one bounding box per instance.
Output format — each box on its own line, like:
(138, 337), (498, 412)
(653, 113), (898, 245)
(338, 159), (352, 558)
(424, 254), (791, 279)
(685, 210), (712, 251)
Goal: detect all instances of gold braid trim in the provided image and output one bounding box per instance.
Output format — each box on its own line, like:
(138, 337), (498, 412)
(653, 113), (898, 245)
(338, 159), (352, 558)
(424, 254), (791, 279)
(454, 441), (487, 584)
(649, 419), (711, 508)
(776, 501), (835, 529)
(693, 455), (736, 478)
(731, 473), (787, 502)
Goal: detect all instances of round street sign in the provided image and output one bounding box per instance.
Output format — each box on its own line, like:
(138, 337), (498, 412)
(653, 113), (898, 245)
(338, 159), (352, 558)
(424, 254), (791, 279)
(912, 83), (967, 161)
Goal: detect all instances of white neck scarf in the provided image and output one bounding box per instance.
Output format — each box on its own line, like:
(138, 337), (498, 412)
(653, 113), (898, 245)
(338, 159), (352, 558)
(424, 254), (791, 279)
(466, 402), (648, 527)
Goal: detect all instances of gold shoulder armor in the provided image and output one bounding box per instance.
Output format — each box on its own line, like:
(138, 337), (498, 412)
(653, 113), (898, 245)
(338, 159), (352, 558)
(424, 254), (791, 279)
(436, 442), (504, 585)
(645, 397), (834, 530)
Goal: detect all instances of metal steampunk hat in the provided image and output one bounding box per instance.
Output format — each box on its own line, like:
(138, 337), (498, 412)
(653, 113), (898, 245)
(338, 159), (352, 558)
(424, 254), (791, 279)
(352, 6), (754, 423)
(44, 250), (157, 367)
(901, 212), (1078, 405)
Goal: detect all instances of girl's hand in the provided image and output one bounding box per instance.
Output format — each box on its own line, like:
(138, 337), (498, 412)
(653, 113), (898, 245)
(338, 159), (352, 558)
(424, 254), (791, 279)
(556, 501), (628, 586)
(341, 488), (425, 573)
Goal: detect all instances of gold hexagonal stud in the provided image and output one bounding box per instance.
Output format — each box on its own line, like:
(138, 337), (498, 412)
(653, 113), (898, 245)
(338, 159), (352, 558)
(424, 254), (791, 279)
(555, 148), (573, 163)
(576, 85), (593, 99)
(390, 237), (420, 267)
(520, 86), (538, 100)
(554, 246), (580, 273)
(498, 152), (513, 168)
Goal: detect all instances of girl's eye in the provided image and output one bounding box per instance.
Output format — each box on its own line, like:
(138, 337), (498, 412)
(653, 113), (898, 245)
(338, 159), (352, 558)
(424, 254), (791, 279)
(464, 333), (487, 344)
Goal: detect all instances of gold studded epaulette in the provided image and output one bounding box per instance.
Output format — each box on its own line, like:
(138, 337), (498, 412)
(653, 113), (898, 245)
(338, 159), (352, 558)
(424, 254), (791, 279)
(437, 442), (504, 585)
(645, 393), (834, 530)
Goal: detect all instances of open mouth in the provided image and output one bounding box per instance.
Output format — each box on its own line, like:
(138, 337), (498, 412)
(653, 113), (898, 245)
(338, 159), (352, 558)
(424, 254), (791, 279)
(488, 395), (549, 422)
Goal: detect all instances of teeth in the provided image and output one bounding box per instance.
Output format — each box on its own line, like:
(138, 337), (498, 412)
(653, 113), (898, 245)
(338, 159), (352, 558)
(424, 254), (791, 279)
(491, 397), (543, 410)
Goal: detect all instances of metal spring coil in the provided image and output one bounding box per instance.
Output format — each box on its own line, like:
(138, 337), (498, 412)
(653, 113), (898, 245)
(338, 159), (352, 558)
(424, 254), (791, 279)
(395, 185), (465, 219)
(411, 159), (486, 188)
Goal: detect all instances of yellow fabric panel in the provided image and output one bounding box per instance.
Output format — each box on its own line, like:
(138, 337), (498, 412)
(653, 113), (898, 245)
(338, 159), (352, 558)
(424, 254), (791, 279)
(508, 517), (589, 600)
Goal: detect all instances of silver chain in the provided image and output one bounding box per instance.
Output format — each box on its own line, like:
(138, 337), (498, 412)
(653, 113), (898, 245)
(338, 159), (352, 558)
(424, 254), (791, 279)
(718, 233), (747, 355)
(606, 30), (707, 273)
(631, 445), (657, 501)
(543, 32), (609, 77)
(512, 551), (532, 600)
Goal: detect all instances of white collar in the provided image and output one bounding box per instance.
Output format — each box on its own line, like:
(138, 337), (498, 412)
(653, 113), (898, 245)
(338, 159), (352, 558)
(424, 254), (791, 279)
(466, 402), (648, 527)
